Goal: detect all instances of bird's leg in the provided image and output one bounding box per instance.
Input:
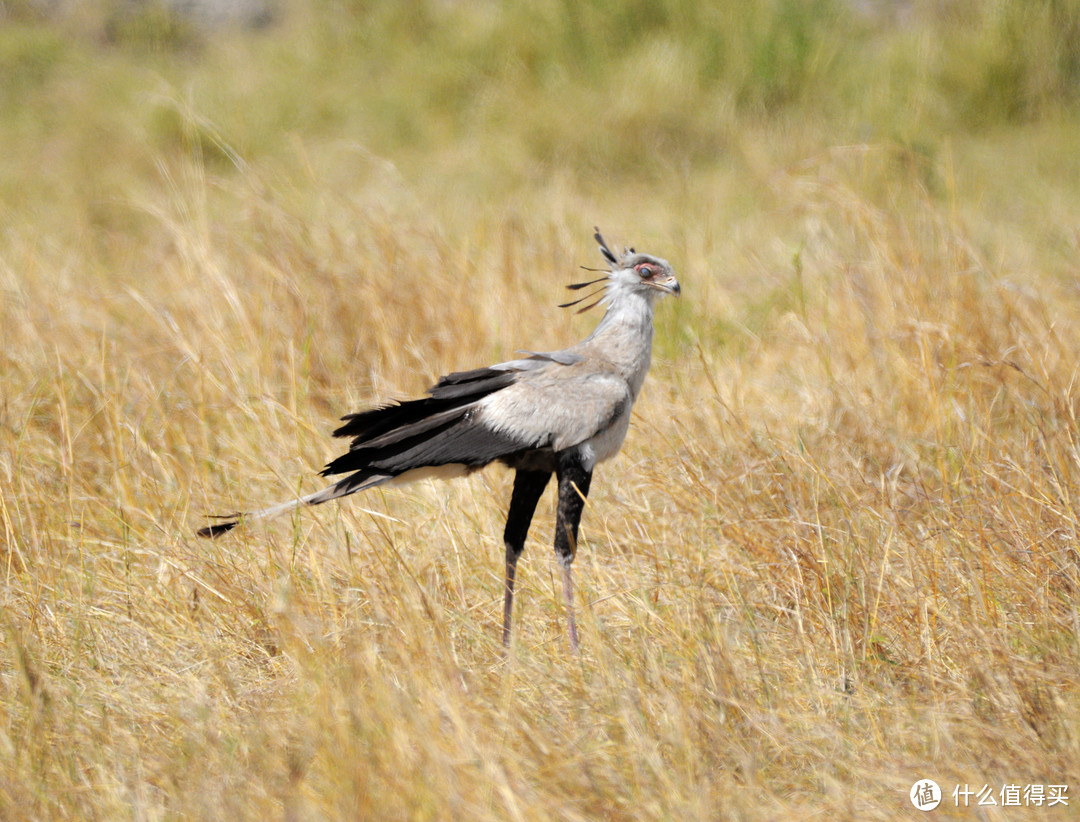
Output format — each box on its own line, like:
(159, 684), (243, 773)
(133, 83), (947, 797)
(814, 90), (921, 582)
(554, 452), (593, 653)
(559, 562), (579, 652)
(502, 469), (551, 648)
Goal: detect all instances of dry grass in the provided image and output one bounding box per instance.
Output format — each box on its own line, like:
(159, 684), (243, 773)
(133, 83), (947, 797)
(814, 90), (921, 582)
(4, 4), (1080, 820)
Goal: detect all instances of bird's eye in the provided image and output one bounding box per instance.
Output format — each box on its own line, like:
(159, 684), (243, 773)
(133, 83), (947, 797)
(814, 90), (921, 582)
(636, 265), (654, 278)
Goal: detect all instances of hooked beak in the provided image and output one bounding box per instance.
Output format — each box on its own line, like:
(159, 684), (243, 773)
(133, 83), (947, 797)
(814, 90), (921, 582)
(649, 275), (681, 297)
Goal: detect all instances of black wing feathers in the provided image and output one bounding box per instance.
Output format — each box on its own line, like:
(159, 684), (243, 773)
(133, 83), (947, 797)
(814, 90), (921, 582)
(430, 369), (517, 399)
(323, 365), (536, 480)
(333, 368), (515, 441)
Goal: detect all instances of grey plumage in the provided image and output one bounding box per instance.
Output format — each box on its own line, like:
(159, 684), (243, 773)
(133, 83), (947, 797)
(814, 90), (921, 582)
(198, 227), (680, 650)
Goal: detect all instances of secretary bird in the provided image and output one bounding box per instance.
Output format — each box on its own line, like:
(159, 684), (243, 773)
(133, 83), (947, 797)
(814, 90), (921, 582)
(198, 228), (680, 650)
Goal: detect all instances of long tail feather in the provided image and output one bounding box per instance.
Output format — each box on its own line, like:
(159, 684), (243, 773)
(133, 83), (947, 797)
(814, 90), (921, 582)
(197, 520), (239, 538)
(197, 472), (390, 538)
(198, 352), (535, 539)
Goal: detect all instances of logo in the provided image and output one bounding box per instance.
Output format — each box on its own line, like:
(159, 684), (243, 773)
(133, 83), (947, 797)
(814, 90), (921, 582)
(911, 779), (942, 811)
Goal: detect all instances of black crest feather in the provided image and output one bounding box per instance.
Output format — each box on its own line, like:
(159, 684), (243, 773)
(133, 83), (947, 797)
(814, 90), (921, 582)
(558, 227), (624, 313)
(594, 227), (618, 266)
(558, 288), (605, 311)
(565, 275), (607, 291)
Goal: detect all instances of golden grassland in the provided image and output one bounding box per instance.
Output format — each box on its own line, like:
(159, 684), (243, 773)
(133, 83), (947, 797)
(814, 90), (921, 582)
(3, 2), (1080, 818)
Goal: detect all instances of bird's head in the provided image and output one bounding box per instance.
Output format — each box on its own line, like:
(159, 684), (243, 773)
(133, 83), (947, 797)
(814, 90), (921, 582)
(561, 227), (681, 313)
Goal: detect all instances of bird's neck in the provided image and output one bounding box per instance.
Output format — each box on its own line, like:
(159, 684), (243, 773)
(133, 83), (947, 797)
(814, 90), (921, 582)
(584, 290), (656, 398)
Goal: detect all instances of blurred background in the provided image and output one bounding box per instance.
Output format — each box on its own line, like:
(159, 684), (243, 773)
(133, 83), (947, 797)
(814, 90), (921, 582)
(4, 2), (1080, 819)
(5, 0), (1079, 238)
